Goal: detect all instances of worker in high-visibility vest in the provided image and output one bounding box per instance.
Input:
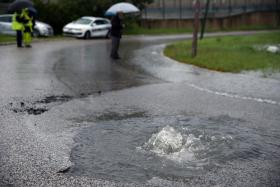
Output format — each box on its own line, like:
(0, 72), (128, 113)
(22, 8), (34, 48)
(12, 10), (24, 48)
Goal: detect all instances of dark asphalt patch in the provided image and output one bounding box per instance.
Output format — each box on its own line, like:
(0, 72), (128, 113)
(12, 107), (48, 115)
(9, 94), (104, 116)
(10, 95), (75, 116)
(95, 111), (148, 121)
(58, 166), (71, 174)
(36, 95), (73, 104)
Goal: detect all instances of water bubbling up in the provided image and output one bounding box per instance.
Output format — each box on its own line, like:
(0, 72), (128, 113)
(142, 125), (233, 164)
(144, 126), (184, 154)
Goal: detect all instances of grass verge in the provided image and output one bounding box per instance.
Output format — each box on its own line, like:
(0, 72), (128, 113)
(164, 32), (280, 73)
(0, 34), (16, 43)
(125, 24), (280, 35)
(125, 27), (193, 35)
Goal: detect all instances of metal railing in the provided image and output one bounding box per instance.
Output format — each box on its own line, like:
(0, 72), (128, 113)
(142, 0), (280, 19)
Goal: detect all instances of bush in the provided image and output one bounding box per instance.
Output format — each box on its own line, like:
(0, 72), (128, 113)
(33, 0), (154, 35)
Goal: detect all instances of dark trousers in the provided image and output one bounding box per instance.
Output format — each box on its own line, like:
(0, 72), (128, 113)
(16, 30), (23, 47)
(111, 36), (121, 58)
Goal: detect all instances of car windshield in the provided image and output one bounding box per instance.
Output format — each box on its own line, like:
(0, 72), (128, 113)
(74, 18), (92, 25)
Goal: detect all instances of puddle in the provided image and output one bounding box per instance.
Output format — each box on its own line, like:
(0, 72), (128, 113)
(68, 115), (280, 184)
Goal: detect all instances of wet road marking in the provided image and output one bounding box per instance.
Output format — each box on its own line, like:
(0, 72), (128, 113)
(188, 83), (280, 106)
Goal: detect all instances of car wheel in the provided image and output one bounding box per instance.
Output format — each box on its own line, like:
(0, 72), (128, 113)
(105, 30), (111, 39)
(84, 31), (91, 39)
(33, 29), (40, 37)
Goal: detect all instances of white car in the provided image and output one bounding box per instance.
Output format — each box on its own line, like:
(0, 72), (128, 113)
(0, 14), (54, 37)
(63, 17), (111, 39)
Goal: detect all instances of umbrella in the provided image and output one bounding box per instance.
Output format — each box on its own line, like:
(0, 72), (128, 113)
(105, 2), (140, 16)
(8, 0), (34, 13)
(27, 6), (37, 17)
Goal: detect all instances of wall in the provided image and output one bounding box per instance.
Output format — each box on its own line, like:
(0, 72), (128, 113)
(140, 11), (280, 29)
(142, 0), (280, 19)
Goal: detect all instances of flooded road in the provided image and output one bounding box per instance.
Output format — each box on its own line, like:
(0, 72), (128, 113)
(0, 31), (280, 186)
(53, 40), (163, 95)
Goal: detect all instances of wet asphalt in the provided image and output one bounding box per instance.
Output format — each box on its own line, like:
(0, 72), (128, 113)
(0, 31), (280, 186)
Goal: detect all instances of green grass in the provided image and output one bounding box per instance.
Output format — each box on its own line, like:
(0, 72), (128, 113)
(164, 32), (280, 73)
(125, 24), (280, 35)
(208, 25), (280, 33)
(0, 34), (67, 44)
(0, 34), (16, 43)
(125, 27), (193, 35)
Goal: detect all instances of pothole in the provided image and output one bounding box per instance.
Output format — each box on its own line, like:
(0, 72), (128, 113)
(10, 95), (74, 115)
(35, 95), (73, 104)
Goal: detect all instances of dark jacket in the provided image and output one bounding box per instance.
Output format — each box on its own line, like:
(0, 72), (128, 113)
(110, 15), (123, 38)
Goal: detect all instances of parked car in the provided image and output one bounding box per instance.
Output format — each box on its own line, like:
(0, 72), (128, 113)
(0, 14), (54, 37)
(63, 17), (111, 39)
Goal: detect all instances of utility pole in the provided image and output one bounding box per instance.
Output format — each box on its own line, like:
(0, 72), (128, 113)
(192, 0), (201, 58)
(162, 0), (165, 19)
(228, 0), (232, 15)
(200, 0), (210, 40)
(277, 0), (280, 26)
(179, 0), (182, 19)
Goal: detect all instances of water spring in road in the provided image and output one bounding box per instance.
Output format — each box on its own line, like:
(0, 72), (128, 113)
(68, 114), (280, 185)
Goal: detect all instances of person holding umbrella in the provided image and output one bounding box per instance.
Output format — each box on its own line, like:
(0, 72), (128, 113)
(106, 2), (140, 60)
(22, 7), (34, 48)
(8, 0), (34, 48)
(110, 11), (124, 60)
(12, 10), (24, 48)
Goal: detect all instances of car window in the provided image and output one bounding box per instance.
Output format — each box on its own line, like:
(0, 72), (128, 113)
(94, 20), (107, 25)
(103, 20), (109, 24)
(75, 18), (92, 25)
(0, 16), (11, 23)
